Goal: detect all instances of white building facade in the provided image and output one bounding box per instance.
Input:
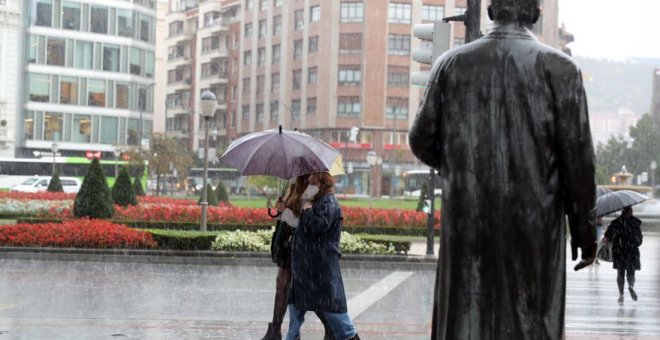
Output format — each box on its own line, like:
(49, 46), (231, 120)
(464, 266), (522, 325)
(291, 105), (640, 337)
(0, 0), (23, 158)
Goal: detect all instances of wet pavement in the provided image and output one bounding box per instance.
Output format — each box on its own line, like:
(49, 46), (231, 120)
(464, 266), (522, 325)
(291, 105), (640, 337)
(0, 233), (657, 339)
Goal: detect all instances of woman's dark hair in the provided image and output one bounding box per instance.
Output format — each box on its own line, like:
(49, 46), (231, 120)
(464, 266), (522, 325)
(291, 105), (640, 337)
(284, 174), (310, 216)
(489, 0), (540, 25)
(311, 172), (334, 202)
(622, 206), (633, 217)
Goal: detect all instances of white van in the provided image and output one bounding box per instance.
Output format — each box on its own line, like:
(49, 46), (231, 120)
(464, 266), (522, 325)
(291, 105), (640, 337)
(10, 176), (82, 193)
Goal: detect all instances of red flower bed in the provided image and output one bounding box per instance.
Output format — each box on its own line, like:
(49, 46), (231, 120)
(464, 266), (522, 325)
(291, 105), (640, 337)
(0, 219), (157, 249)
(0, 192), (76, 201)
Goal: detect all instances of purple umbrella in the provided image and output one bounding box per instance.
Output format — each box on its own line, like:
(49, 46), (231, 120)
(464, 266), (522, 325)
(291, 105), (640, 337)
(218, 126), (341, 179)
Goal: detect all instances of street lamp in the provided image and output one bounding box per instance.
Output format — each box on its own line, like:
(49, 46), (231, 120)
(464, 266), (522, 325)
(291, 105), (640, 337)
(199, 91), (217, 232)
(51, 143), (58, 174)
(651, 160), (657, 197)
(113, 148), (121, 178)
(366, 151), (377, 207)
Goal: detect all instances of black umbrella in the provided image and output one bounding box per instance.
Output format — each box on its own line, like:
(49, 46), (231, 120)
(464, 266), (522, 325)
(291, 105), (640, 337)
(596, 190), (647, 216)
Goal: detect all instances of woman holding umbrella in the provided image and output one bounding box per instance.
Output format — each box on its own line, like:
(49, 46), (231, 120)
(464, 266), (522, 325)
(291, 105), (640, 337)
(286, 172), (360, 340)
(603, 206), (643, 303)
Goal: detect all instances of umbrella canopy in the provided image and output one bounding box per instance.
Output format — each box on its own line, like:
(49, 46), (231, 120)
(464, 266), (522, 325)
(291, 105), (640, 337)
(328, 155), (345, 177)
(596, 186), (611, 197)
(596, 190), (648, 216)
(219, 126), (341, 180)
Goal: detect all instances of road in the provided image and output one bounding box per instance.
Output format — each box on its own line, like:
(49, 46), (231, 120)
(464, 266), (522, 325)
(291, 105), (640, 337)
(0, 233), (657, 339)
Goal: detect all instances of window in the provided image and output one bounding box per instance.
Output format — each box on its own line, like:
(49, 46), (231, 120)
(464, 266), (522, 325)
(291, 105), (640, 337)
(244, 22), (253, 37)
(292, 70), (302, 90)
(256, 104), (264, 122)
(242, 78), (250, 96)
(387, 66), (409, 87)
(340, 2), (363, 23)
(258, 47), (266, 66)
(34, 0), (52, 27)
(73, 115), (91, 142)
(274, 0), (283, 7)
(90, 6), (108, 34)
(62, 1), (80, 30)
(201, 61), (220, 77)
(272, 44), (280, 64)
(23, 111), (35, 140)
(259, 0), (268, 11)
(291, 100), (301, 120)
(74, 41), (92, 69)
(145, 51), (154, 77)
(308, 67), (318, 84)
(140, 14), (151, 42)
(388, 34), (410, 55)
(169, 21), (183, 36)
(29, 74), (50, 102)
(422, 5), (444, 21)
(388, 3), (411, 24)
(59, 77), (78, 105)
(204, 11), (220, 27)
(270, 100), (279, 122)
(455, 7), (466, 15)
(202, 36), (220, 52)
(307, 97), (316, 114)
(245, 0), (253, 10)
(337, 96), (360, 117)
(46, 38), (65, 66)
(338, 65), (361, 86)
(44, 112), (63, 141)
(271, 73), (280, 92)
(258, 19), (267, 38)
(116, 83), (129, 109)
(87, 79), (106, 107)
(293, 39), (303, 60)
(103, 44), (120, 72)
(308, 36), (318, 53)
(130, 47), (142, 75)
(256, 76), (265, 95)
(294, 10), (304, 30)
(100, 116), (118, 144)
(117, 9), (134, 37)
(244, 50), (252, 65)
(273, 15), (281, 36)
(310, 5), (320, 22)
(339, 33), (361, 54)
(386, 97), (409, 119)
(242, 105), (250, 120)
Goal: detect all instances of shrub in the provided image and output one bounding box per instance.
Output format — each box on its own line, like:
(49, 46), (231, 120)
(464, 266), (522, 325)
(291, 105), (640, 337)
(211, 229), (271, 252)
(147, 229), (219, 250)
(198, 184), (219, 206)
(112, 166), (138, 207)
(215, 181), (229, 203)
(0, 219), (156, 249)
(47, 171), (63, 192)
(133, 176), (145, 196)
(73, 158), (114, 219)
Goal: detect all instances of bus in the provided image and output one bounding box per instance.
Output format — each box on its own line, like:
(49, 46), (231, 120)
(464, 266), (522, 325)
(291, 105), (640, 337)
(0, 157), (147, 191)
(402, 169), (443, 198)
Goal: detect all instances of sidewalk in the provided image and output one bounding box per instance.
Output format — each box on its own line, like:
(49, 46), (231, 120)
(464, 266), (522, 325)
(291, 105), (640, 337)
(408, 240), (439, 257)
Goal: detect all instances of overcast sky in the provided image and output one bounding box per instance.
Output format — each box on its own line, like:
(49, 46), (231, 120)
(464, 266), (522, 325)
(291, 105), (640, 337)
(557, 0), (660, 60)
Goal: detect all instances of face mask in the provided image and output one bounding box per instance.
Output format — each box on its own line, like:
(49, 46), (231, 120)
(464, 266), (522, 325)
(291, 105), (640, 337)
(302, 185), (319, 199)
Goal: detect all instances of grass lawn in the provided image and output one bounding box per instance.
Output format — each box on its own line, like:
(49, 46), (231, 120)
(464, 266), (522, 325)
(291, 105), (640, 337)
(0, 219), (16, 225)
(227, 195), (441, 210)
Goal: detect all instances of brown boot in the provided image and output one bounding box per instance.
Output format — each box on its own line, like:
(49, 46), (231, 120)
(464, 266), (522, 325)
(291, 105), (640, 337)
(260, 323), (282, 340)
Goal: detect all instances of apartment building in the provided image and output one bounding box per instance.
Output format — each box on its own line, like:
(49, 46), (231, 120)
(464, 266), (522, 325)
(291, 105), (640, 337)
(17, 0), (157, 160)
(162, 0), (559, 196)
(0, 0), (23, 158)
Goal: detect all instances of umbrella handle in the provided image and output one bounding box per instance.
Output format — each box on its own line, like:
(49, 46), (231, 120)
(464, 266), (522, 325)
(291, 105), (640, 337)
(268, 208), (282, 218)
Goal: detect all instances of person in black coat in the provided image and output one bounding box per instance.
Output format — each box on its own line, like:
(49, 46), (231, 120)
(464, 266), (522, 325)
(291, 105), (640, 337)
(286, 172), (360, 340)
(604, 206), (643, 303)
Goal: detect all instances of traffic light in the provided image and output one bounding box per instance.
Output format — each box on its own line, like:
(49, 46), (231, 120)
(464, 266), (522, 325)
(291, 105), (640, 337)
(411, 22), (452, 87)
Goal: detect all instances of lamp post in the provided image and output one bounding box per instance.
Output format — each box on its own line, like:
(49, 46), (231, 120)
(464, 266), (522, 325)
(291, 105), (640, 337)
(376, 156), (383, 197)
(651, 160), (657, 197)
(138, 82), (156, 157)
(113, 148), (121, 177)
(51, 143), (58, 174)
(199, 91), (217, 232)
(366, 151), (377, 208)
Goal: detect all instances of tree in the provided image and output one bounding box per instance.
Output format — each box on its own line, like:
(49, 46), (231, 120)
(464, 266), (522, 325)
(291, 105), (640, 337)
(73, 158), (114, 218)
(47, 171), (63, 192)
(133, 175), (145, 196)
(148, 133), (193, 196)
(215, 181), (229, 204)
(198, 183), (219, 206)
(112, 166), (138, 207)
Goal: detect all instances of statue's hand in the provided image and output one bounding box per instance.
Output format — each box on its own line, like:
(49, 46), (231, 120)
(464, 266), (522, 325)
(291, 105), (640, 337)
(573, 242), (597, 271)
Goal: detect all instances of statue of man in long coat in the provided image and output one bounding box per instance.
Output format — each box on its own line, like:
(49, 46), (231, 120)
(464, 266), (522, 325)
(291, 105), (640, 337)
(409, 1), (598, 339)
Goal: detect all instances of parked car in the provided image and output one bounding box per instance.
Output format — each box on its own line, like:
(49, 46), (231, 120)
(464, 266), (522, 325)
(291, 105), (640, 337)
(10, 176), (81, 193)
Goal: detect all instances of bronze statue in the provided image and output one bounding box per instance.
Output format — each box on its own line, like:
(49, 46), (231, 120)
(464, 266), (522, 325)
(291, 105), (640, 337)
(409, 0), (598, 339)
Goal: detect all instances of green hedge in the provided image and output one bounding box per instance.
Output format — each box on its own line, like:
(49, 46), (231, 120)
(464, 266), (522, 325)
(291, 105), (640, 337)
(146, 229), (220, 250)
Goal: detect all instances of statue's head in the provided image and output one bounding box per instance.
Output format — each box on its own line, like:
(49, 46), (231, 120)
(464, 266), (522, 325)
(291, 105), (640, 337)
(488, 0), (541, 25)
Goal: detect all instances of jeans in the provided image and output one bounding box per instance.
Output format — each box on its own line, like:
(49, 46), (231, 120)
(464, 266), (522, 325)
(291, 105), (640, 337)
(285, 304), (357, 340)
